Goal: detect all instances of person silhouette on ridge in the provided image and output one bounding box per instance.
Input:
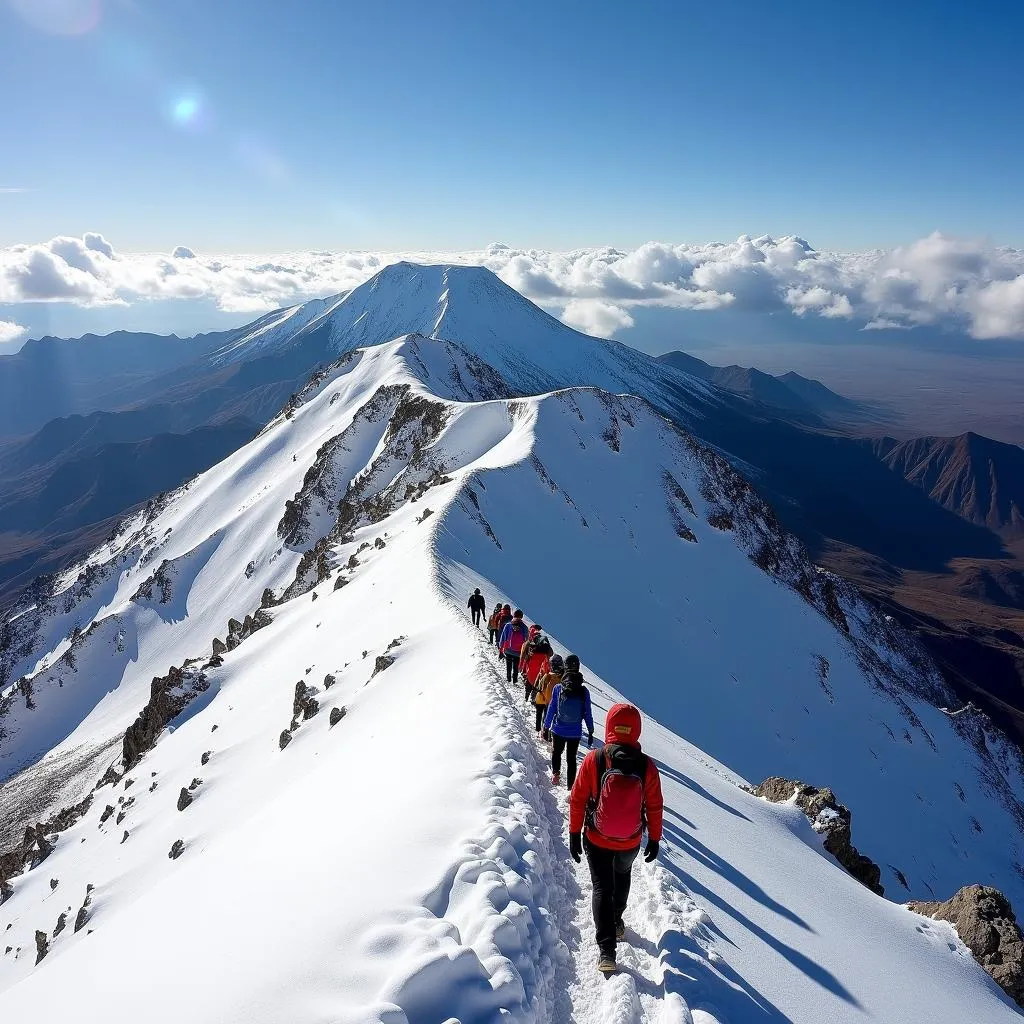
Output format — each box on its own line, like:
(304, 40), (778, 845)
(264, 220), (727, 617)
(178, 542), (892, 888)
(467, 588), (486, 627)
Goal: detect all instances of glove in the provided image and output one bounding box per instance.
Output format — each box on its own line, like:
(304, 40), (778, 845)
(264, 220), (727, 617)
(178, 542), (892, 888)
(587, 732), (594, 748)
(542, 729), (550, 742)
(644, 840), (659, 863)
(569, 833), (583, 863)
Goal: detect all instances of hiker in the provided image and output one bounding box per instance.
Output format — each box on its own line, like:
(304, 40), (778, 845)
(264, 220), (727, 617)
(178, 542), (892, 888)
(521, 627), (553, 703)
(542, 654), (594, 789)
(467, 588), (486, 627)
(568, 702), (663, 975)
(498, 609), (529, 684)
(532, 653), (563, 736)
(486, 603), (503, 645)
(495, 604), (512, 659)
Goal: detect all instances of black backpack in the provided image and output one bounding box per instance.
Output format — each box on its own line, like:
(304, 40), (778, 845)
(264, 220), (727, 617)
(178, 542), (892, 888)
(533, 637), (553, 656)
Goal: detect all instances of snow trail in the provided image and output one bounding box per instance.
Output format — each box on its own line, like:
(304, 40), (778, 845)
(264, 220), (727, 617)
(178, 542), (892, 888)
(473, 625), (723, 1024)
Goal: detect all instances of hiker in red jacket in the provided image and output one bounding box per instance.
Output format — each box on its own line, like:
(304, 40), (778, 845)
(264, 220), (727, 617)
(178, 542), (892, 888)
(568, 702), (663, 976)
(519, 626), (552, 703)
(495, 604), (512, 659)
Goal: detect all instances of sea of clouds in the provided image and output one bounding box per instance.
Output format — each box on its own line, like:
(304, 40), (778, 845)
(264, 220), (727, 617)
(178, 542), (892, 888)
(1, 231), (1023, 342)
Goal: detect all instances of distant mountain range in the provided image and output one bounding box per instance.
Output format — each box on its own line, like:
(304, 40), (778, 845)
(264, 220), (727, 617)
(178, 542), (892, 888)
(657, 349), (866, 420)
(0, 264), (1021, 749)
(874, 432), (1024, 537)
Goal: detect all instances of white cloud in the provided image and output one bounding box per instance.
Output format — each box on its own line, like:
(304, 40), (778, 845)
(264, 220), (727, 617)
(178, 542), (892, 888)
(2, 231), (1024, 339)
(0, 319), (27, 344)
(560, 299), (635, 339)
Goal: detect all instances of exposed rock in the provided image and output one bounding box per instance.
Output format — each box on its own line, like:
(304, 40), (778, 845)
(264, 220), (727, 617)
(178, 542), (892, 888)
(99, 804), (115, 825)
(176, 788), (193, 812)
(752, 777), (883, 895)
(371, 655), (395, 678)
(123, 777), (135, 790)
(279, 730), (292, 751)
(189, 777), (203, 791)
(347, 554), (360, 570)
(212, 637), (227, 656)
(417, 508), (434, 523)
(311, 592), (319, 602)
(121, 830), (129, 845)
(374, 537), (386, 550)
(323, 673), (337, 689)
(0, 880), (12, 905)
(291, 680), (319, 723)
(386, 637), (405, 651)
(168, 839), (185, 860)
(910, 886), (1024, 1007)
(49, 878), (58, 891)
(34, 930), (48, 964)
(333, 576), (348, 591)
(122, 663), (209, 768)
(74, 905), (88, 933)
(330, 706), (346, 727)
(201, 751), (212, 766)
(53, 913), (67, 938)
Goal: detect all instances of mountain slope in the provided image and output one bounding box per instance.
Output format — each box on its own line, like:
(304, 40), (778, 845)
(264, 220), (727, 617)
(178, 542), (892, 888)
(0, 333), (1022, 1022)
(877, 432), (1024, 536)
(0, 330), (230, 437)
(657, 350), (861, 419)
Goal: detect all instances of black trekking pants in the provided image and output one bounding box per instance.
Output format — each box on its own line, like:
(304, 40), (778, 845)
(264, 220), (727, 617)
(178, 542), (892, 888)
(584, 837), (641, 957)
(505, 653), (520, 683)
(551, 735), (580, 787)
(471, 608), (482, 626)
(488, 627), (497, 645)
(535, 703), (547, 732)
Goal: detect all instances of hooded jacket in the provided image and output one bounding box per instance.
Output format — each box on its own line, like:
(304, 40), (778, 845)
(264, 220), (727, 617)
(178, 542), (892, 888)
(468, 591), (486, 612)
(569, 703), (664, 851)
(543, 670), (595, 739)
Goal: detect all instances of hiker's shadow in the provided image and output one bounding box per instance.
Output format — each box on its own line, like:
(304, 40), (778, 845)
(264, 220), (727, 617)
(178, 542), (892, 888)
(652, 759), (751, 821)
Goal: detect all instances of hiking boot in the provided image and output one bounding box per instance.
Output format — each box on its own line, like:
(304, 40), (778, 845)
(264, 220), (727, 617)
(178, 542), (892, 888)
(615, 920), (625, 940)
(551, 773), (560, 786)
(597, 953), (617, 975)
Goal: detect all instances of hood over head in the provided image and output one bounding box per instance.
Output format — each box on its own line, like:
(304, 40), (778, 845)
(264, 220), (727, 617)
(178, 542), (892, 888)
(605, 703), (642, 747)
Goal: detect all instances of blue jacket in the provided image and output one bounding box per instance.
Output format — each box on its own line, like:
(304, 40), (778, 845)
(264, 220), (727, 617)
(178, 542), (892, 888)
(543, 677), (594, 740)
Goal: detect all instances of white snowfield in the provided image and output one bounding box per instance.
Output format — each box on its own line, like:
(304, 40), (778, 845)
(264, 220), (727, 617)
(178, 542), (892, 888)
(0, 272), (1022, 1022)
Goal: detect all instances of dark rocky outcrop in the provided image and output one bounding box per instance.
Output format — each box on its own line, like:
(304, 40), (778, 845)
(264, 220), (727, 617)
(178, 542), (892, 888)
(752, 777), (883, 895)
(371, 655), (395, 678)
(168, 839), (185, 860)
(330, 706), (346, 727)
(910, 886), (1024, 1008)
(278, 730), (292, 751)
(53, 913), (67, 938)
(323, 673), (337, 689)
(122, 663), (209, 768)
(201, 751), (212, 766)
(34, 929), (48, 964)
(291, 681), (319, 726)
(176, 787), (193, 812)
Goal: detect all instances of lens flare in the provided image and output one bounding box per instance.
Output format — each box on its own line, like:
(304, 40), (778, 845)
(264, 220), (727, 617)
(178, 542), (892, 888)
(171, 96), (201, 125)
(9, 0), (101, 35)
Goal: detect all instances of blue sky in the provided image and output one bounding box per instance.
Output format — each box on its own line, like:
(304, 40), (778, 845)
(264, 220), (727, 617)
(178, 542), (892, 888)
(1, 0), (1021, 252)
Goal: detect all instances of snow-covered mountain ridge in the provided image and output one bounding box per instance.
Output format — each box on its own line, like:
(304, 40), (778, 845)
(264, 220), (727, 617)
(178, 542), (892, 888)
(0, 298), (1022, 1019)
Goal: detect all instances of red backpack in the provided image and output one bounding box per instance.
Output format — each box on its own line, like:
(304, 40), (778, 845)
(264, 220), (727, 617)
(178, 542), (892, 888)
(590, 746), (648, 843)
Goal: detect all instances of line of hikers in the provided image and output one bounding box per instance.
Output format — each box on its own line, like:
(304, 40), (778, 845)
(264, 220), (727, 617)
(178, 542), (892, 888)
(470, 594), (664, 976)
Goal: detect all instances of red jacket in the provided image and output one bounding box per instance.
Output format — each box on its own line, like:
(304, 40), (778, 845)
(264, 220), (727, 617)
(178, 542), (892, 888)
(522, 651), (550, 687)
(569, 703), (664, 851)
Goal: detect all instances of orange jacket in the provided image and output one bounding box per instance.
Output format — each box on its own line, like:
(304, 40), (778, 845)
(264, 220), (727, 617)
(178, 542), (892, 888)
(533, 668), (561, 707)
(569, 703), (664, 850)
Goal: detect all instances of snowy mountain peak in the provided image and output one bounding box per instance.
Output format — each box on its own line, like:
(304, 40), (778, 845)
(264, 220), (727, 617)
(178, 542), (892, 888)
(3, 305), (1024, 1020)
